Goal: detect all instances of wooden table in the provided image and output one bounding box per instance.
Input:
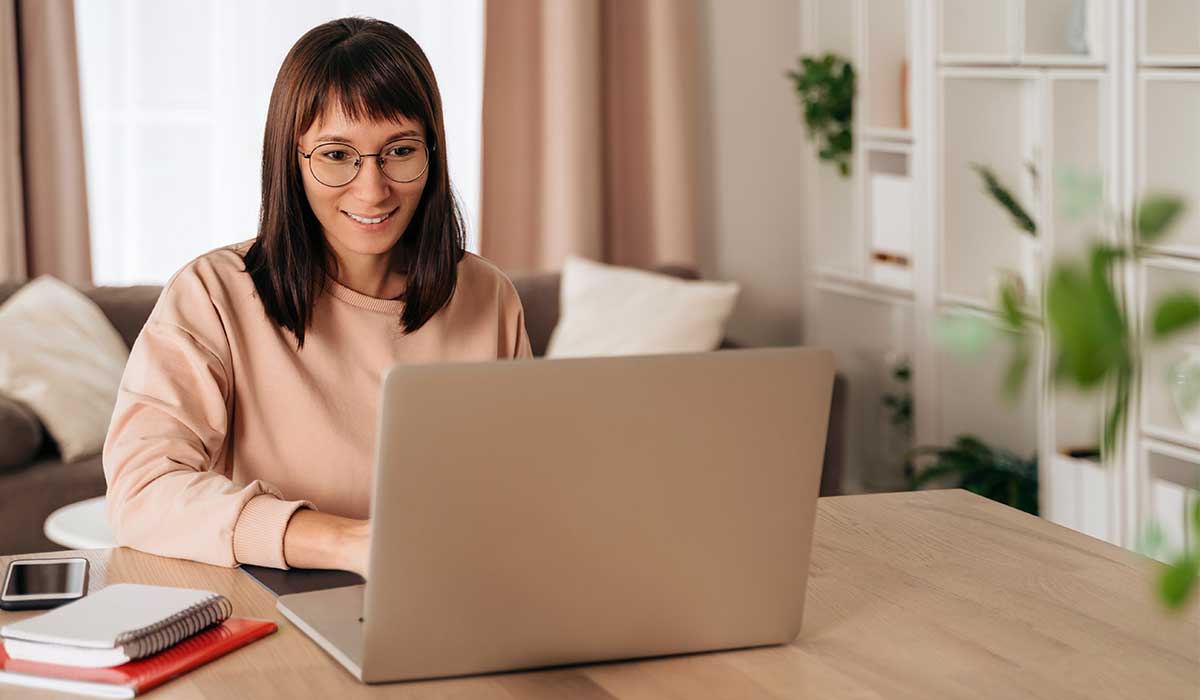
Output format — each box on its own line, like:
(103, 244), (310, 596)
(2, 489), (1197, 699)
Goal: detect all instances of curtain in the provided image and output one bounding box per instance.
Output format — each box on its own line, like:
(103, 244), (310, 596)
(480, 0), (700, 272)
(0, 0), (91, 285)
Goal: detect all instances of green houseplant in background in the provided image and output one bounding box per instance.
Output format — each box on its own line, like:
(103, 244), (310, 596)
(787, 53), (855, 177)
(953, 163), (1200, 609)
(907, 436), (1039, 516)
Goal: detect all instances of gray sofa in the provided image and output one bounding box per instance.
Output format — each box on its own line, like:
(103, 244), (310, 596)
(0, 268), (845, 555)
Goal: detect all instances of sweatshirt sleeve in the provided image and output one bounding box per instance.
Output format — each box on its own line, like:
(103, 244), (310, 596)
(512, 305), (533, 359)
(499, 276), (533, 360)
(102, 264), (312, 569)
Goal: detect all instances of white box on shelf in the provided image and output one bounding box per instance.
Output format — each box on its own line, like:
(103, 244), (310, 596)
(869, 172), (914, 288)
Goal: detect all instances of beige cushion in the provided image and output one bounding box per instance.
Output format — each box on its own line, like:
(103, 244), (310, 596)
(547, 255), (740, 358)
(0, 276), (129, 462)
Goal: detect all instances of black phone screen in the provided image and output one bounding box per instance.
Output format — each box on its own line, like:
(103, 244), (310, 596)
(4, 560), (88, 597)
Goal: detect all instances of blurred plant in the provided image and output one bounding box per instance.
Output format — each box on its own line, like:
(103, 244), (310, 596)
(787, 53), (855, 177)
(1137, 503), (1200, 608)
(882, 359), (912, 432)
(906, 435), (1038, 516)
(971, 163), (1037, 236)
(960, 161), (1198, 609)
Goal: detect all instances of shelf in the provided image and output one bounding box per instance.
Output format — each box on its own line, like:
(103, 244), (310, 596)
(1141, 258), (1200, 454)
(933, 308), (1041, 456)
(1140, 439), (1200, 560)
(940, 72), (1042, 308)
(812, 288), (915, 493)
(813, 0), (856, 57)
(813, 162), (860, 277)
(864, 0), (911, 132)
(1021, 0), (1106, 65)
(1139, 73), (1200, 252)
(1140, 0), (1200, 67)
(861, 128), (914, 145)
(815, 272), (915, 304)
(1048, 74), (1107, 259)
(939, 0), (1014, 64)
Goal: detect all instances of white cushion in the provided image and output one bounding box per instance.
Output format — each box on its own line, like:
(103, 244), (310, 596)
(546, 255), (740, 358)
(0, 276), (130, 462)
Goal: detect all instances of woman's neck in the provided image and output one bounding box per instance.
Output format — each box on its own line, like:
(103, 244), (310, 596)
(330, 251), (406, 299)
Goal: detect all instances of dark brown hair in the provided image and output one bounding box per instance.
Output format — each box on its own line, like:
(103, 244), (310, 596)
(243, 17), (464, 347)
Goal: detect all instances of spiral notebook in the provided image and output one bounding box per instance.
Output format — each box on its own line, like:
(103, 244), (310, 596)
(0, 584), (231, 668)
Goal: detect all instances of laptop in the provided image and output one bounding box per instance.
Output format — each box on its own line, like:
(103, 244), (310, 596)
(276, 347), (835, 683)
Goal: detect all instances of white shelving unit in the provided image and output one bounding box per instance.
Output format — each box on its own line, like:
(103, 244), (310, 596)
(1140, 0), (1200, 66)
(803, 0), (1200, 552)
(805, 0), (920, 492)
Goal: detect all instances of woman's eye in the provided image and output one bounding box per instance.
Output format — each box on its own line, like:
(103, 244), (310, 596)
(321, 150), (350, 162)
(387, 146), (415, 158)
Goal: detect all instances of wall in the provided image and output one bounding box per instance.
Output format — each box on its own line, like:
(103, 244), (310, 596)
(696, 0), (810, 347)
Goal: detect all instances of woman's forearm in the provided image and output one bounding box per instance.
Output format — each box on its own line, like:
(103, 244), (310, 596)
(282, 509), (370, 575)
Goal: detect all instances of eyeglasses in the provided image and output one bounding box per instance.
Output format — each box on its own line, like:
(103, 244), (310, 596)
(298, 138), (433, 187)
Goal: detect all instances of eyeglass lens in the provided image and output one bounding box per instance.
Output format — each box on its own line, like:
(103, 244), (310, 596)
(308, 139), (429, 186)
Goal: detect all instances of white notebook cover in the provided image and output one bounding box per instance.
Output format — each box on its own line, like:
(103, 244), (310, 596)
(0, 584), (217, 648)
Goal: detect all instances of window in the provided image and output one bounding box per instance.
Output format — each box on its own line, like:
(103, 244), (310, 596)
(75, 0), (484, 284)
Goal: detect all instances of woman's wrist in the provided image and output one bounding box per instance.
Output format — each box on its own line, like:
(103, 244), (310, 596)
(282, 508), (369, 575)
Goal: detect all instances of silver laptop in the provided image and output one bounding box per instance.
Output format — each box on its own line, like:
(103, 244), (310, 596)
(276, 347), (835, 683)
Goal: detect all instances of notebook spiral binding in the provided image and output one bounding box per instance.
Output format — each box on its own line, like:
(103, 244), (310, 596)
(112, 594), (233, 660)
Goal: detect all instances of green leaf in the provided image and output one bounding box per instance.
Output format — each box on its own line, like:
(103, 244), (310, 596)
(1003, 340), (1031, 399)
(1045, 263), (1127, 387)
(1159, 557), (1199, 609)
(1102, 368), (1131, 459)
(1057, 169), (1104, 223)
(934, 314), (995, 357)
(970, 163), (1037, 237)
(1136, 194), (1185, 244)
(998, 279), (1024, 331)
(1135, 523), (1167, 559)
(1152, 293), (1200, 339)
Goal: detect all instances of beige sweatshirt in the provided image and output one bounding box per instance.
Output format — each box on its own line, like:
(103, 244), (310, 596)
(102, 241), (532, 570)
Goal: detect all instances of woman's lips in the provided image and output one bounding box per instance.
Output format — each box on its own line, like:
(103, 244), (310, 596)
(342, 207), (397, 231)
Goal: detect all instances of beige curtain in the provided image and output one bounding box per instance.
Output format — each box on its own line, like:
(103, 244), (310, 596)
(0, 0), (92, 285)
(480, 0), (699, 273)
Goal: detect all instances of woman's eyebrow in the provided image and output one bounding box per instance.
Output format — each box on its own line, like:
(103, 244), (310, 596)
(314, 129), (422, 143)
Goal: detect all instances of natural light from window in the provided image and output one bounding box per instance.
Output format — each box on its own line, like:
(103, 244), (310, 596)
(75, 0), (484, 285)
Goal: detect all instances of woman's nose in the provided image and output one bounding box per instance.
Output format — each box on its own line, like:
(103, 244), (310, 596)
(350, 156), (391, 202)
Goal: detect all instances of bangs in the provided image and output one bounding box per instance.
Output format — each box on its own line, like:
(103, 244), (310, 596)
(295, 35), (431, 137)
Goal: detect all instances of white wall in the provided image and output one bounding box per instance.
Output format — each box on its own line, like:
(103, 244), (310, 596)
(697, 0), (810, 347)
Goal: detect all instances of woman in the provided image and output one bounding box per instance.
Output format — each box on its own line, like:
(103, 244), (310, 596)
(103, 18), (531, 577)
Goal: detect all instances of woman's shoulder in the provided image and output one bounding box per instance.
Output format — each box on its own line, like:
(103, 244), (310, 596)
(152, 239), (258, 322)
(456, 251), (520, 298)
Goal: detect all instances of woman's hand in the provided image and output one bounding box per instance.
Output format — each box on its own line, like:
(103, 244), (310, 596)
(341, 518), (371, 578)
(282, 509), (371, 577)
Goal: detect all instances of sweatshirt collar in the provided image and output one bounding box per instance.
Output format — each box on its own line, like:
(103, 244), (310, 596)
(325, 276), (406, 314)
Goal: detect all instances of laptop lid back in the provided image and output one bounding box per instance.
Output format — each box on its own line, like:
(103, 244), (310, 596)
(361, 347), (834, 682)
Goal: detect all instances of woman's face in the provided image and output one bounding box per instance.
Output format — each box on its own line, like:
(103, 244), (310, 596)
(297, 110), (429, 269)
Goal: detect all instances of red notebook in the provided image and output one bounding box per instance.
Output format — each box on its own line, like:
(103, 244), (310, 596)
(0, 618), (276, 698)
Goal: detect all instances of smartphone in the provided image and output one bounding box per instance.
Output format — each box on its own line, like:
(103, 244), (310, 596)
(0, 558), (90, 611)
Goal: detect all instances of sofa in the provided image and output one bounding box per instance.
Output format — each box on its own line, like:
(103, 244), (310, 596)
(0, 267), (845, 555)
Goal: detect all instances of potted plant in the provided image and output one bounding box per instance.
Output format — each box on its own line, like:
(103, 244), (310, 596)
(787, 53), (855, 177)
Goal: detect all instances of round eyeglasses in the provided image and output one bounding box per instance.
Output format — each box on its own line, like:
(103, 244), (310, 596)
(298, 138), (433, 187)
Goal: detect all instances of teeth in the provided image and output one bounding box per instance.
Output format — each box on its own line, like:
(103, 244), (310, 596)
(347, 211), (390, 225)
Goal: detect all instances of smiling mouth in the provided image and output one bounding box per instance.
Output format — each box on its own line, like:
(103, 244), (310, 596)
(343, 208), (397, 225)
